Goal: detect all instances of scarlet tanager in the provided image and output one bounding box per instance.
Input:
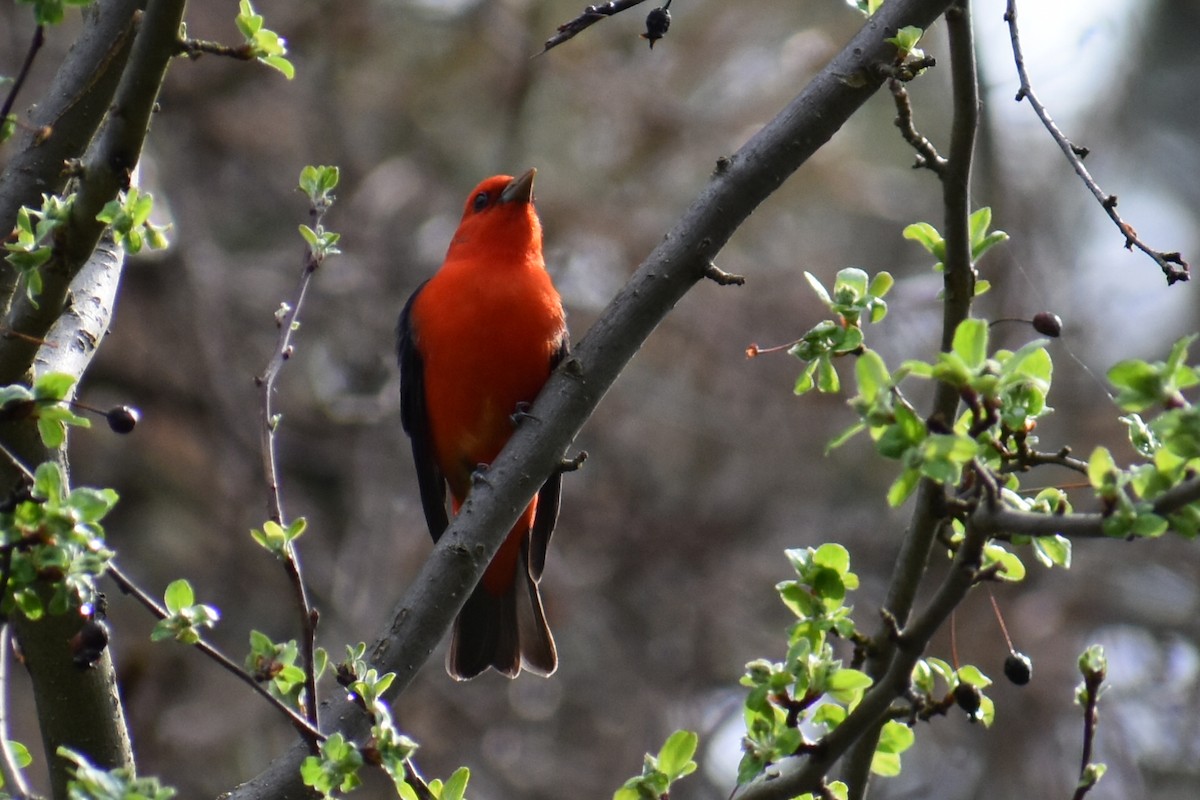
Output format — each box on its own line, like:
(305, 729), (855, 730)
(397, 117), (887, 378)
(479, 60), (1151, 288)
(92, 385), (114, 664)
(397, 169), (568, 680)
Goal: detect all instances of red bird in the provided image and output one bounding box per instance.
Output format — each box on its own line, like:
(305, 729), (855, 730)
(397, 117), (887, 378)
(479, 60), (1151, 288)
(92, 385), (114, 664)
(397, 169), (568, 679)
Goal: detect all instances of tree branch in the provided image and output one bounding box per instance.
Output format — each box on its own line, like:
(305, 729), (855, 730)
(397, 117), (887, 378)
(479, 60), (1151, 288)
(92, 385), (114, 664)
(8, 230), (130, 798)
(839, 3), (979, 794)
(539, 0), (650, 54)
(1004, 0), (1189, 285)
(223, 1), (960, 797)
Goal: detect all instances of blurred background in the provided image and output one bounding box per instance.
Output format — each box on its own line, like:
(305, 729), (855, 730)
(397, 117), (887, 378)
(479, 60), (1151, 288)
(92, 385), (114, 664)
(3, 0), (1199, 797)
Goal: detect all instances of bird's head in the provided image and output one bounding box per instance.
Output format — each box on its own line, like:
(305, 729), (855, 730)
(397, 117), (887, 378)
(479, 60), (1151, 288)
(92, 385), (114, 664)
(448, 169), (543, 261)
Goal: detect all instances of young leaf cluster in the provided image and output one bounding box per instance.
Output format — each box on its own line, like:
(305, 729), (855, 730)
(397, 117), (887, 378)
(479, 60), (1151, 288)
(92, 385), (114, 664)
(613, 730), (698, 800)
(298, 645), (454, 800)
(4, 194), (75, 305)
(251, 516), (307, 558)
(236, 0), (295, 79)
(60, 747), (175, 800)
(0, 372), (92, 448)
(95, 188), (170, 254)
(790, 268), (893, 395)
(150, 579), (219, 644)
(904, 207), (1007, 296)
(1, 462), (116, 620)
(246, 630), (327, 711)
(738, 545), (913, 784)
(1090, 335), (1200, 537)
(298, 166), (342, 263)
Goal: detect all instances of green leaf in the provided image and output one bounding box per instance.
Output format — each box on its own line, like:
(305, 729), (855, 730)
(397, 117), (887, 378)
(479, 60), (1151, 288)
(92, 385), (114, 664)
(263, 54), (295, 80)
(902, 222), (945, 262)
(793, 362), (817, 395)
(657, 730), (698, 780)
(886, 467), (920, 507)
(854, 349), (889, 403)
(951, 318), (988, 370)
(804, 271), (831, 306)
(983, 543), (1026, 582)
(833, 267), (869, 300)
(163, 579), (194, 614)
(1086, 447), (1117, 491)
(1031, 534), (1071, 569)
(825, 668), (872, 704)
(968, 207), (992, 247)
(870, 720), (914, 776)
(440, 767), (470, 800)
(955, 664), (993, 688)
(32, 372), (75, 401)
(816, 355), (840, 393)
(868, 271), (894, 298)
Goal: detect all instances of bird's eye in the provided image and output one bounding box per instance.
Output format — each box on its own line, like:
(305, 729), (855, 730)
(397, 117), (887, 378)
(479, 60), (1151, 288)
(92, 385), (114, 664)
(472, 192), (490, 212)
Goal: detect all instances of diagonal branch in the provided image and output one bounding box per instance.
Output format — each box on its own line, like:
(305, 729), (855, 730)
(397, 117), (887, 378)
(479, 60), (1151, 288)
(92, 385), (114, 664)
(223, 1), (960, 798)
(1004, 0), (1189, 285)
(539, 0), (650, 54)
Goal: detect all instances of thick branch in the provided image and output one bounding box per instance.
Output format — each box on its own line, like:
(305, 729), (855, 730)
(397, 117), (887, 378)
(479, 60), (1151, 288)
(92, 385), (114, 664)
(223, 1), (959, 798)
(9, 231), (129, 799)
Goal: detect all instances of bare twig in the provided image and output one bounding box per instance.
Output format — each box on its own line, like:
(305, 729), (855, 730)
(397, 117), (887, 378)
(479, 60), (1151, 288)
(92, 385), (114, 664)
(1004, 0), (1189, 285)
(176, 38), (255, 60)
(105, 562), (323, 747)
(539, 0), (649, 54)
(889, 79), (946, 175)
(704, 263), (746, 286)
(255, 193), (337, 734)
(0, 25), (45, 141)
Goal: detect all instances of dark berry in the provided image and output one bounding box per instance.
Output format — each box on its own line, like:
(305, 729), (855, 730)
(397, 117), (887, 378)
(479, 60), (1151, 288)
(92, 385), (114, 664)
(953, 682), (981, 716)
(642, 6), (671, 48)
(1031, 312), (1062, 338)
(106, 405), (140, 434)
(1004, 651), (1033, 686)
(70, 619), (110, 668)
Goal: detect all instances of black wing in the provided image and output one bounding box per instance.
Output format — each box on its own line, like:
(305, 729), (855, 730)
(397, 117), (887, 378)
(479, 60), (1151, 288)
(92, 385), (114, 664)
(528, 336), (570, 580)
(397, 281), (450, 542)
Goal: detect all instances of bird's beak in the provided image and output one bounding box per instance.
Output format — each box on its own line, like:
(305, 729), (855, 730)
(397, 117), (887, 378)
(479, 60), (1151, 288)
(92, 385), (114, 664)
(500, 168), (536, 205)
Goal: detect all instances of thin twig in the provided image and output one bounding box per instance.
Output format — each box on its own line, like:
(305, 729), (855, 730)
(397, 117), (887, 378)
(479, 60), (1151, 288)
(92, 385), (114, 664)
(255, 196), (336, 733)
(1071, 664), (1104, 800)
(105, 562), (323, 748)
(1004, 0), (1188, 285)
(175, 38), (254, 61)
(538, 0), (649, 54)
(0, 25), (45, 140)
(889, 78), (946, 175)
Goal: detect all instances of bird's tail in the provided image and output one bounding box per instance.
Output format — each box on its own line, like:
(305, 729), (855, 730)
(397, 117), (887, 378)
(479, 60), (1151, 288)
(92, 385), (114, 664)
(447, 540), (557, 680)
